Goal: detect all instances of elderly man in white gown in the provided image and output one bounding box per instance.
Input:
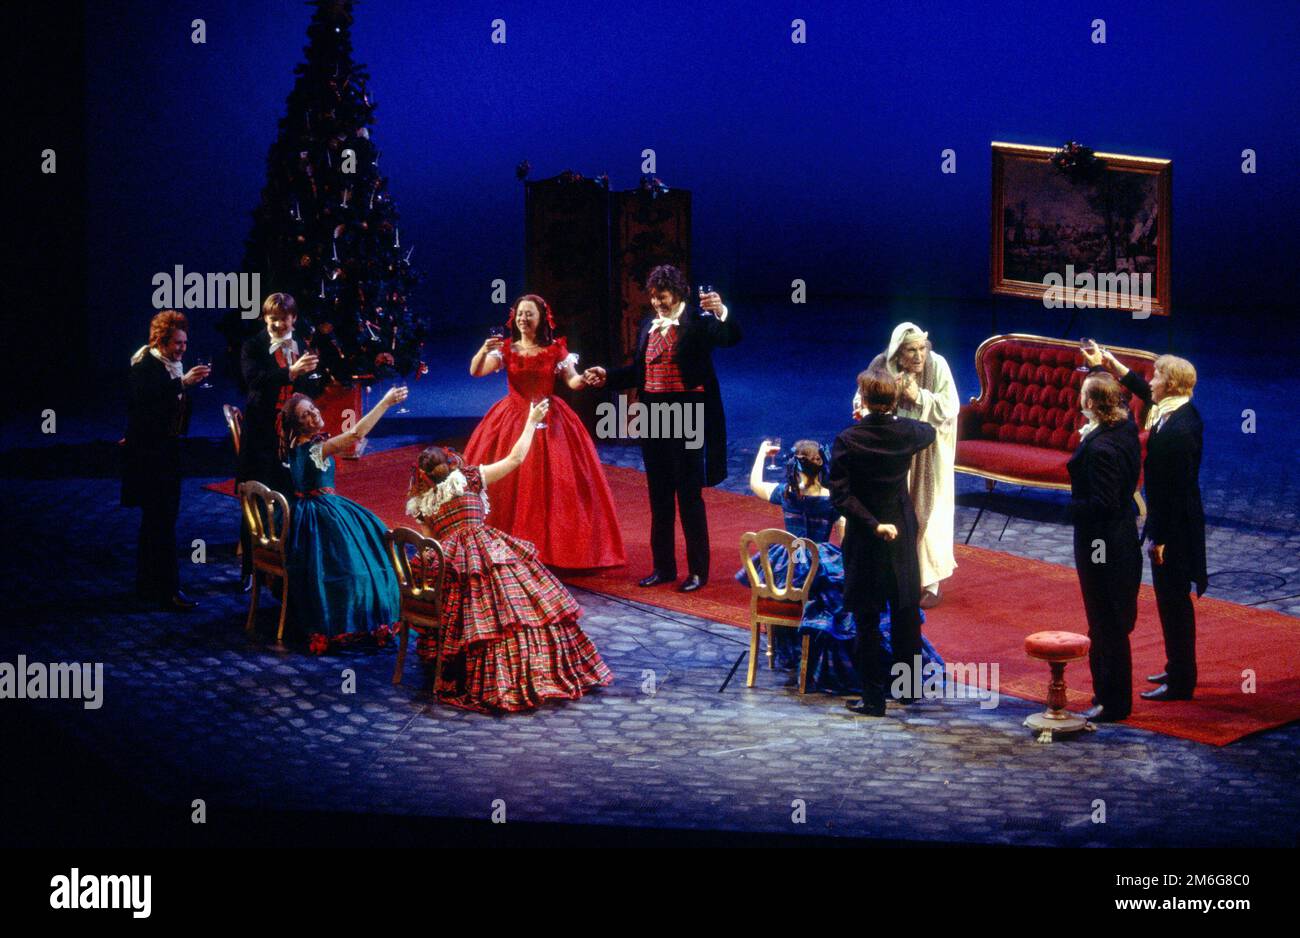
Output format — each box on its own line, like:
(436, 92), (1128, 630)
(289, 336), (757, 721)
(855, 322), (959, 608)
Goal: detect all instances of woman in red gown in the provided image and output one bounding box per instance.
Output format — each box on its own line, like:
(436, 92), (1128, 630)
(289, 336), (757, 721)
(463, 295), (626, 569)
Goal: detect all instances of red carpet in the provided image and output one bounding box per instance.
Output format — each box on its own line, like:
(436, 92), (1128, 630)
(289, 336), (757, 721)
(208, 444), (1300, 745)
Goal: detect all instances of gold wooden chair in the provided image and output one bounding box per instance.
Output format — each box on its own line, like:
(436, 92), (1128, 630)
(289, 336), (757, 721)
(239, 481), (291, 642)
(384, 527), (449, 694)
(739, 529), (821, 694)
(222, 404), (243, 456)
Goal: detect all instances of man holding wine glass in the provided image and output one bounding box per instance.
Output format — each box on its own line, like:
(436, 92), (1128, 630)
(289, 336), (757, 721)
(235, 292), (326, 591)
(586, 265), (742, 593)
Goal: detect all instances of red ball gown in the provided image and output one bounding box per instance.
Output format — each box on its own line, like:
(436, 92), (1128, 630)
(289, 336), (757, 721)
(462, 337), (626, 569)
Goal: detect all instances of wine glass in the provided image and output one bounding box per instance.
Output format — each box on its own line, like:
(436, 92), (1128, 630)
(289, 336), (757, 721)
(303, 326), (322, 380)
(766, 437), (782, 472)
(698, 282), (714, 310)
(195, 354), (213, 389)
(1077, 337), (1097, 373)
(487, 325), (508, 360)
(531, 397), (548, 430)
(391, 378), (410, 415)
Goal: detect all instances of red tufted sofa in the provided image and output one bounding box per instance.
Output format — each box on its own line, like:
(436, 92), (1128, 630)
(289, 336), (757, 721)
(955, 334), (1156, 506)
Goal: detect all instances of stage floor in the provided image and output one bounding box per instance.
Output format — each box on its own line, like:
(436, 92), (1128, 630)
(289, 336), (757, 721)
(3, 447), (1299, 846)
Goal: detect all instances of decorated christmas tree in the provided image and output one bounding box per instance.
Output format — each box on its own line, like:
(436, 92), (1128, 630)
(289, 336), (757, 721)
(222, 0), (423, 384)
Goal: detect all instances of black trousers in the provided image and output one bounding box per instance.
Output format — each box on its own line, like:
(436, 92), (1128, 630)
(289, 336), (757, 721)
(136, 484), (181, 600)
(1076, 542), (1140, 718)
(639, 394), (709, 579)
(1152, 551), (1198, 693)
(850, 590), (923, 707)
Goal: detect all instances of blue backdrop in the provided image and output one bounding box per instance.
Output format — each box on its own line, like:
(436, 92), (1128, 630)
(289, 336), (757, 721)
(84, 0), (1299, 369)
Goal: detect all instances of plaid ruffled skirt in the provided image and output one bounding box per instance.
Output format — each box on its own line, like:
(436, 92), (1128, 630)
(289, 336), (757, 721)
(415, 523), (613, 712)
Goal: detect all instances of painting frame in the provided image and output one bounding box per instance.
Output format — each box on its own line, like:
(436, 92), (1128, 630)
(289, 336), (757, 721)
(990, 142), (1172, 316)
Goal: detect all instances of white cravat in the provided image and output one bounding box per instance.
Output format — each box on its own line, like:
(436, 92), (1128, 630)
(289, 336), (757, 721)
(148, 347), (184, 380)
(651, 301), (687, 336)
(269, 330), (299, 363)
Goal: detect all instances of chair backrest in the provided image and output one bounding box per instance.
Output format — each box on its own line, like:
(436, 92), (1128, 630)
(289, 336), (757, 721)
(964, 333), (1156, 451)
(238, 480), (290, 559)
(739, 528), (821, 605)
(385, 526), (447, 609)
(223, 404), (243, 456)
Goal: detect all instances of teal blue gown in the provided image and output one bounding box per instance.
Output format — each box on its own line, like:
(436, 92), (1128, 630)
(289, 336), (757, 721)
(284, 441), (401, 639)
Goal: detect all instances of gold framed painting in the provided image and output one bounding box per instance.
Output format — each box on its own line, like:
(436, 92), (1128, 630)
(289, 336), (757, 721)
(991, 142), (1172, 316)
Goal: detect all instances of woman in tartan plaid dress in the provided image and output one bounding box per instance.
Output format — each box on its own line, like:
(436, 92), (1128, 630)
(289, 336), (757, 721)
(405, 400), (613, 712)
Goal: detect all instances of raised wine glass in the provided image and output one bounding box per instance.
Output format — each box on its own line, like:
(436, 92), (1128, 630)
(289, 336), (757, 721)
(195, 354), (213, 389)
(1077, 337), (1097, 373)
(766, 436), (782, 472)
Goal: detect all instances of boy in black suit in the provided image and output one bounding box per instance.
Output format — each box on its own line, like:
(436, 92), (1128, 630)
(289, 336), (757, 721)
(236, 293), (324, 587)
(831, 369), (936, 715)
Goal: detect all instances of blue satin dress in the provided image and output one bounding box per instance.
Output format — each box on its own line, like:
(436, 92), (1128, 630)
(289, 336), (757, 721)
(735, 486), (944, 693)
(284, 442), (401, 638)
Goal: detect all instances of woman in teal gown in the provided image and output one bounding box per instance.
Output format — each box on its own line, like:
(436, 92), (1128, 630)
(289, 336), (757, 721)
(278, 386), (406, 649)
(736, 439), (944, 693)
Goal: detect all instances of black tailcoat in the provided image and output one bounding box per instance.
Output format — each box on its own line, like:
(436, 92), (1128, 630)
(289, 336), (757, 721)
(830, 413), (937, 612)
(236, 331), (325, 488)
(1119, 370), (1207, 595)
(121, 352), (191, 507)
(605, 305), (741, 487)
(1068, 418), (1143, 715)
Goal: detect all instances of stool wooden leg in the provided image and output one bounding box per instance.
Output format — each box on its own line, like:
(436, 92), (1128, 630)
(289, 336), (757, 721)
(766, 623), (775, 670)
(1047, 661), (1068, 713)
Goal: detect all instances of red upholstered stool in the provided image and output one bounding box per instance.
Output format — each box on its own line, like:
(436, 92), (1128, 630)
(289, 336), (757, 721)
(1023, 631), (1095, 743)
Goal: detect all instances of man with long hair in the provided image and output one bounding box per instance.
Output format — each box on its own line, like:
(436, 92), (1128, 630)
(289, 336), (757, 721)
(588, 265), (740, 592)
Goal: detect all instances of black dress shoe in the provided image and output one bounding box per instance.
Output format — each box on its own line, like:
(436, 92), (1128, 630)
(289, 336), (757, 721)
(1146, 671), (1168, 684)
(165, 591), (199, 611)
(1081, 704), (1128, 723)
(677, 574), (707, 593)
(846, 699), (887, 717)
(637, 571), (674, 588)
(1140, 684), (1193, 702)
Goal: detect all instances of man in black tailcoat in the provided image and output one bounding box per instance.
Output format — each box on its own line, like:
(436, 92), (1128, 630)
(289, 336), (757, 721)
(1086, 344), (1206, 701)
(588, 265), (740, 592)
(122, 310), (210, 610)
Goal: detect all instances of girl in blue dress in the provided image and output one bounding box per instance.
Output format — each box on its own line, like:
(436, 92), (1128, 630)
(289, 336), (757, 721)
(276, 387), (406, 651)
(735, 439), (943, 693)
